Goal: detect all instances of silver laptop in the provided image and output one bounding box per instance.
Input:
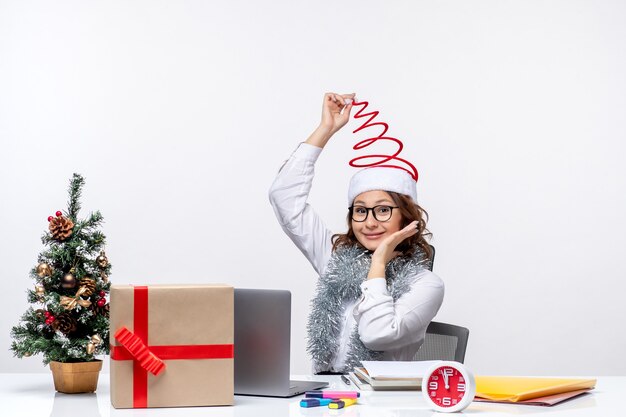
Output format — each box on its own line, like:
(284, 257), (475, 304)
(234, 288), (328, 397)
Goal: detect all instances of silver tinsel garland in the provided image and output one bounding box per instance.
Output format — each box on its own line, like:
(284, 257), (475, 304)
(307, 244), (431, 373)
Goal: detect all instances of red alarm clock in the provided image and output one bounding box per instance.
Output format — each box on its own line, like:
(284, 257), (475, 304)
(422, 361), (476, 413)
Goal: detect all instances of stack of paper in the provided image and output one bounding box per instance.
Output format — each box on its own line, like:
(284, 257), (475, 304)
(474, 376), (596, 406)
(348, 360), (441, 391)
(347, 370), (374, 390)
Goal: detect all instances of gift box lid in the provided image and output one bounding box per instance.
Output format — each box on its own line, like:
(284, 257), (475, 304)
(110, 284), (233, 348)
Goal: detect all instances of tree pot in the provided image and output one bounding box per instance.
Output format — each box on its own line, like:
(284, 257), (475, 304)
(49, 359), (103, 393)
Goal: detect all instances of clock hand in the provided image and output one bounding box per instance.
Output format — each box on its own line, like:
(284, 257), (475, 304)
(440, 369), (449, 389)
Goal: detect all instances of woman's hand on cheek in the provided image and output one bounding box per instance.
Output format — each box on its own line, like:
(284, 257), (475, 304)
(371, 221), (419, 267)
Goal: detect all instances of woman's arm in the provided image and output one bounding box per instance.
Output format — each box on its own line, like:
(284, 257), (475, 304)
(353, 270), (445, 351)
(268, 143), (333, 275)
(268, 92), (355, 275)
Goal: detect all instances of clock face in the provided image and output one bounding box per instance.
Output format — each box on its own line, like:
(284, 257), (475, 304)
(425, 365), (468, 408)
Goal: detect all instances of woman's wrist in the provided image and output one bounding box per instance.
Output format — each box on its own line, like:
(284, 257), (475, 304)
(305, 125), (333, 148)
(367, 261), (386, 280)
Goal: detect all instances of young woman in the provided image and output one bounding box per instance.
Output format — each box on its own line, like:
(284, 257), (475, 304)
(269, 92), (444, 374)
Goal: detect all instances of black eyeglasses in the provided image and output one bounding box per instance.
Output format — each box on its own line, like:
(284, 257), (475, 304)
(349, 205), (399, 222)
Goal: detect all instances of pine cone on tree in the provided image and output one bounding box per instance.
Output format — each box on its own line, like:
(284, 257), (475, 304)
(79, 277), (96, 297)
(35, 309), (46, 321)
(51, 312), (77, 334)
(49, 216), (74, 241)
(91, 302), (109, 318)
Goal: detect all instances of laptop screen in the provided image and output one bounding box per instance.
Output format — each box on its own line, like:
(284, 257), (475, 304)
(234, 288), (292, 395)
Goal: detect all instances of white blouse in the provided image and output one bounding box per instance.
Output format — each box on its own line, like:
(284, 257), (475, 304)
(269, 142), (445, 372)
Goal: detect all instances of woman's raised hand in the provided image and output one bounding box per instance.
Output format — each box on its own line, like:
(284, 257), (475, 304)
(305, 92), (355, 149)
(320, 92), (356, 136)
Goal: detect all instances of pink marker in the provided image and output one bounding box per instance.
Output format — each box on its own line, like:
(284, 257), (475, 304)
(305, 390), (360, 399)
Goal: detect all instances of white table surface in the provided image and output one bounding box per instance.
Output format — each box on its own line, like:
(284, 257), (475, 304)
(0, 373), (620, 417)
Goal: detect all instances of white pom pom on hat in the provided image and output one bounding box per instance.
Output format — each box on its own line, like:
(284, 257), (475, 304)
(348, 166), (418, 206)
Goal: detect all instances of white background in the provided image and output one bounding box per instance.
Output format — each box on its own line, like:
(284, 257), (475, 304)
(1, 0), (625, 376)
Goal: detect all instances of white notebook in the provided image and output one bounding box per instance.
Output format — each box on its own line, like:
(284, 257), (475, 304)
(360, 360), (442, 379)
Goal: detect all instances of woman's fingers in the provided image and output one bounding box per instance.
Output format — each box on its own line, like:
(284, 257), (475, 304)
(323, 93), (337, 110)
(372, 221), (420, 265)
(382, 226), (416, 251)
(321, 92), (356, 132)
(341, 93), (356, 104)
(400, 221), (419, 235)
(337, 93), (355, 108)
(341, 101), (354, 118)
(325, 92), (355, 107)
(333, 94), (347, 113)
(326, 93), (343, 112)
(391, 221), (419, 245)
(323, 96), (341, 122)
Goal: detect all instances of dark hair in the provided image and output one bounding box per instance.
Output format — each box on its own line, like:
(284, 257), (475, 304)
(331, 191), (433, 260)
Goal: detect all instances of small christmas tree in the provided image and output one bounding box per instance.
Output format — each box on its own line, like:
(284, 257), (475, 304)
(11, 173), (111, 364)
